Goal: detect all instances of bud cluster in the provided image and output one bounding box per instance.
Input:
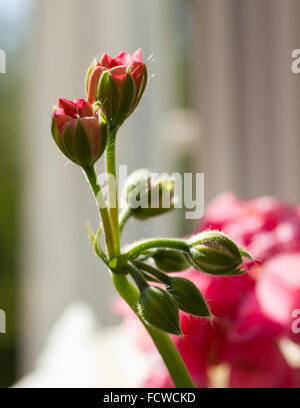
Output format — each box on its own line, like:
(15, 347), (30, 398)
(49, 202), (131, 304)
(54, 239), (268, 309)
(125, 230), (250, 335)
(50, 48), (251, 342)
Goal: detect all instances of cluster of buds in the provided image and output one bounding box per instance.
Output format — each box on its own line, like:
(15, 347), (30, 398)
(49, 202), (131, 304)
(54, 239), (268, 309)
(51, 50), (147, 167)
(50, 49), (250, 341)
(124, 230), (250, 335)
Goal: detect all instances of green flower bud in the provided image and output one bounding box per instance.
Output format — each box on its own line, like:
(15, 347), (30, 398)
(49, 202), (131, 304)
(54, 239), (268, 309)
(187, 231), (247, 275)
(138, 286), (182, 335)
(152, 249), (190, 272)
(124, 169), (175, 220)
(166, 277), (211, 317)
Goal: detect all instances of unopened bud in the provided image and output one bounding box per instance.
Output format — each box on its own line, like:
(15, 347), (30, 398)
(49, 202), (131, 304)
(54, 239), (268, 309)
(187, 231), (247, 275)
(166, 277), (211, 317)
(125, 169), (175, 220)
(138, 286), (182, 335)
(152, 249), (190, 272)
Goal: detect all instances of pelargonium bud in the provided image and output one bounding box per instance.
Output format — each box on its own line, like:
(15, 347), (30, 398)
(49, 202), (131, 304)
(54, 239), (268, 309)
(166, 277), (211, 317)
(152, 249), (190, 272)
(52, 98), (107, 167)
(138, 286), (182, 335)
(124, 169), (175, 220)
(187, 231), (247, 275)
(86, 49), (147, 131)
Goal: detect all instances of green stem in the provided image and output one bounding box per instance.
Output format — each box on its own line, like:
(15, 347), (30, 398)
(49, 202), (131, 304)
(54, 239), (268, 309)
(83, 166), (116, 260)
(106, 130), (120, 255)
(119, 206), (132, 233)
(127, 262), (149, 291)
(111, 273), (195, 388)
(134, 261), (170, 284)
(125, 238), (189, 259)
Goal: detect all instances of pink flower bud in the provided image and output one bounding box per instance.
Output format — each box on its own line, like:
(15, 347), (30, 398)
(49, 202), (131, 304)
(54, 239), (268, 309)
(86, 49), (147, 131)
(51, 97), (107, 167)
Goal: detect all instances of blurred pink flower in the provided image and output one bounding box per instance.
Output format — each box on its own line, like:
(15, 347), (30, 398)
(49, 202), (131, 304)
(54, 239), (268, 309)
(118, 193), (300, 387)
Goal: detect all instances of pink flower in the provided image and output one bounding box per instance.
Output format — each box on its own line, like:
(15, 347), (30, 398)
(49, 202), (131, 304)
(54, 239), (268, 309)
(256, 253), (300, 344)
(86, 49), (147, 131)
(52, 97), (107, 166)
(120, 193), (300, 388)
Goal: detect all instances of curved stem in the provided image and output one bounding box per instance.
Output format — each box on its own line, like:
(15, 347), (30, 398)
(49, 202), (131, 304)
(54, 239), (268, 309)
(111, 273), (195, 388)
(125, 238), (189, 259)
(106, 130), (120, 256)
(83, 166), (116, 260)
(119, 206), (132, 233)
(134, 261), (170, 284)
(127, 262), (149, 291)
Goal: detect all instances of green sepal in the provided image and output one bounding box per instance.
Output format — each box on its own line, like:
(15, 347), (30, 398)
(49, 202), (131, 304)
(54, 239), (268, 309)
(62, 126), (77, 163)
(51, 119), (73, 162)
(92, 112), (108, 163)
(166, 277), (211, 317)
(187, 253), (241, 275)
(97, 71), (120, 130)
(239, 247), (252, 259)
(138, 286), (182, 335)
(116, 70), (136, 127)
(152, 249), (190, 272)
(190, 247), (241, 267)
(74, 119), (92, 166)
(131, 65), (148, 113)
(85, 59), (96, 97)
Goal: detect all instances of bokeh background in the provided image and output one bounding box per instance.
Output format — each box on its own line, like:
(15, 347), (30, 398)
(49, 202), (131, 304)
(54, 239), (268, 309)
(1, 0), (300, 387)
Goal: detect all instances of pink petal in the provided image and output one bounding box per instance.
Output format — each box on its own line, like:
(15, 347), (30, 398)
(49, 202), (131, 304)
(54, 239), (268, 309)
(58, 98), (77, 117)
(75, 98), (93, 117)
(129, 61), (145, 94)
(98, 53), (115, 68)
(131, 48), (143, 63)
(114, 51), (131, 65)
(87, 66), (106, 103)
(256, 253), (300, 327)
(228, 342), (293, 388)
(80, 117), (101, 158)
(53, 108), (73, 134)
(109, 65), (127, 90)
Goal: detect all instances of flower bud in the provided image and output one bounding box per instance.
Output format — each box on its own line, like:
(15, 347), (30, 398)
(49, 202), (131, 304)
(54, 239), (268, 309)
(138, 286), (182, 335)
(152, 249), (190, 272)
(166, 277), (211, 317)
(52, 98), (107, 167)
(187, 231), (246, 275)
(124, 169), (175, 220)
(87, 49), (147, 131)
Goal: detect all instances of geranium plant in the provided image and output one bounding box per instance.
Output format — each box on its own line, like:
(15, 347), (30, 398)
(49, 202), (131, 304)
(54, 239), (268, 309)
(51, 49), (250, 388)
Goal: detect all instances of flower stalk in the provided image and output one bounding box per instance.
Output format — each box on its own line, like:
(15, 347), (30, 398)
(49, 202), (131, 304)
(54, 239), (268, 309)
(105, 130), (120, 257)
(111, 273), (195, 388)
(51, 48), (250, 388)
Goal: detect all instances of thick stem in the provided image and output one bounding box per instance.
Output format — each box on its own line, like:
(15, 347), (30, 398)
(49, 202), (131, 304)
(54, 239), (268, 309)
(105, 130), (120, 256)
(125, 238), (189, 259)
(111, 273), (195, 388)
(83, 166), (116, 260)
